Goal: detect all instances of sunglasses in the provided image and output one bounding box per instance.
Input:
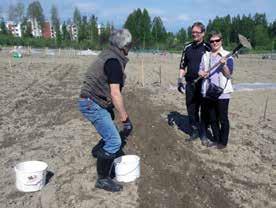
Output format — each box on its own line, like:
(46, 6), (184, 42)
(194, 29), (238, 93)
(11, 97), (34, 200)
(210, 38), (221, 43)
(192, 31), (203, 34)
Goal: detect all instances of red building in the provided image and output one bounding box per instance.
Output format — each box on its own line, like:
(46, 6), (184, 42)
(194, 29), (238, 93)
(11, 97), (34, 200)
(42, 21), (55, 39)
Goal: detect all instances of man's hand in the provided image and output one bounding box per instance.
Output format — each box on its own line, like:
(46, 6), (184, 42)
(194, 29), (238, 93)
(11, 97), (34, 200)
(177, 78), (185, 94)
(122, 117), (133, 137)
(198, 70), (208, 78)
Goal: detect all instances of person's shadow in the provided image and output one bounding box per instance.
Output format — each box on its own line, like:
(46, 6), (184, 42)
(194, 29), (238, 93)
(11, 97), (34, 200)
(167, 111), (191, 135)
(168, 111), (214, 141)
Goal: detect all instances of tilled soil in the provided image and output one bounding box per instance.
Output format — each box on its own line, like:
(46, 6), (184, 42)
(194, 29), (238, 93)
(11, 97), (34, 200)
(0, 51), (275, 208)
(125, 89), (236, 208)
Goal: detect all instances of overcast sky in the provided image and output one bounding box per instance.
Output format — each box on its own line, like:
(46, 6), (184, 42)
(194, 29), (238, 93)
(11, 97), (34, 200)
(0, 0), (275, 32)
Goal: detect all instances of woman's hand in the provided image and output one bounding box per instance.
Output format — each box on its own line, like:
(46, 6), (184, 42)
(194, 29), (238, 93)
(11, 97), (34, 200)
(198, 70), (208, 78)
(219, 57), (227, 65)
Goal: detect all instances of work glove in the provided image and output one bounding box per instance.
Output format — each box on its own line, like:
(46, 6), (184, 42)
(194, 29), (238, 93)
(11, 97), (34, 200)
(177, 78), (185, 94)
(122, 117), (133, 137)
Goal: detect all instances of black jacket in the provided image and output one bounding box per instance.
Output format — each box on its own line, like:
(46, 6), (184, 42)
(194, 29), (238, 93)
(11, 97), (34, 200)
(179, 41), (211, 82)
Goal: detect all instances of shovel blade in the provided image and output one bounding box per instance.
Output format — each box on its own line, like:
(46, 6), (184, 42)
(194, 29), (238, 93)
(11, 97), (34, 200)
(238, 34), (252, 49)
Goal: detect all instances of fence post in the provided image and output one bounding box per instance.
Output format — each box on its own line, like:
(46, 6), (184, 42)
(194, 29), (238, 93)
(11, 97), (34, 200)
(141, 56), (144, 87)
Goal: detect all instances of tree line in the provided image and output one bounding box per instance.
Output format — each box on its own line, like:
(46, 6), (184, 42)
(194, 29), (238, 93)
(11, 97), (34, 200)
(0, 1), (275, 51)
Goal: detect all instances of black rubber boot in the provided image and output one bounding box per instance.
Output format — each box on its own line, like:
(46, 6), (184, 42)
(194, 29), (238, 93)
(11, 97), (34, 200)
(95, 149), (123, 192)
(110, 149), (125, 179)
(91, 139), (105, 158)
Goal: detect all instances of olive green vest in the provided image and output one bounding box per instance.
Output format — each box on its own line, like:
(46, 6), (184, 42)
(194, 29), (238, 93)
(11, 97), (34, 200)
(80, 45), (129, 108)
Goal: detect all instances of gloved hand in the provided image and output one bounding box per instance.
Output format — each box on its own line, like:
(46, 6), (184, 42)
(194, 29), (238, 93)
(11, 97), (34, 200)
(177, 78), (185, 94)
(122, 117), (133, 137)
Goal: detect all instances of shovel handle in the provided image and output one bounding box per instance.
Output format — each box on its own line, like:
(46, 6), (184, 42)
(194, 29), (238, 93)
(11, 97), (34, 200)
(193, 51), (239, 84)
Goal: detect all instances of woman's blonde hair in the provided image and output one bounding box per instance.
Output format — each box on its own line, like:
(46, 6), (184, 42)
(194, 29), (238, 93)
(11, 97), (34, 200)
(209, 31), (223, 40)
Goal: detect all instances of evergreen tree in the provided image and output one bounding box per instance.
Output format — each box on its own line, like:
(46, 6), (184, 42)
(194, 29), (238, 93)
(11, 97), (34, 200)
(61, 22), (70, 41)
(73, 7), (81, 26)
(124, 12), (136, 44)
(124, 9), (143, 47)
(88, 15), (99, 43)
(268, 20), (276, 37)
(176, 28), (187, 44)
(99, 22), (112, 46)
(8, 3), (25, 22)
(254, 13), (268, 26)
(151, 16), (166, 47)
(254, 25), (270, 49)
(27, 1), (45, 29)
(51, 5), (60, 32)
(141, 9), (151, 48)
(0, 21), (8, 35)
(51, 4), (62, 45)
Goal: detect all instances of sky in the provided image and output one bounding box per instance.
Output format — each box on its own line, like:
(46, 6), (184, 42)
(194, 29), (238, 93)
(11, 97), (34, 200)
(0, 0), (275, 32)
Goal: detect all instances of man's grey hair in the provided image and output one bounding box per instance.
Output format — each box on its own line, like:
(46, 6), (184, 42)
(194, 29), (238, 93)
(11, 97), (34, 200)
(109, 29), (132, 49)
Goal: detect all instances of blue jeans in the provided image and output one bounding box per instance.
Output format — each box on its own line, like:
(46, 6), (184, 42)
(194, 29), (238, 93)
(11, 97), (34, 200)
(78, 98), (121, 154)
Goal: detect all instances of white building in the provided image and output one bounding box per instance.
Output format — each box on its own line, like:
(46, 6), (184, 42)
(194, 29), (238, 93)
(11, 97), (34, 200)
(67, 24), (78, 40)
(29, 18), (42, 37)
(97, 23), (104, 35)
(6, 21), (22, 37)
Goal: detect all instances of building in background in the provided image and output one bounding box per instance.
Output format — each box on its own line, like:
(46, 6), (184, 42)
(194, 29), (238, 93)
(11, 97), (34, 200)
(29, 18), (42, 37)
(6, 21), (22, 37)
(42, 21), (55, 39)
(97, 23), (104, 35)
(67, 24), (78, 40)
(2, 18), (80, 40)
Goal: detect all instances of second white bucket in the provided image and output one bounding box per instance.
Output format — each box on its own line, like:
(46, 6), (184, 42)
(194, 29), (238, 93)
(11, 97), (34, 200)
(114, 155), (140, 182)
(14, 161), (48, 192)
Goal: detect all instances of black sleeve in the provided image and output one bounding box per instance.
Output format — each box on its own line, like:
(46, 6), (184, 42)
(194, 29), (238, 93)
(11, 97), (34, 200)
(104, 58), (123, 86)
(179, 47), (188, 69)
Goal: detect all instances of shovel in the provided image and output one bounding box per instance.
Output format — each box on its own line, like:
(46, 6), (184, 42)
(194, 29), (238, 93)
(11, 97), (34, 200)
(193, 34), (252, 84)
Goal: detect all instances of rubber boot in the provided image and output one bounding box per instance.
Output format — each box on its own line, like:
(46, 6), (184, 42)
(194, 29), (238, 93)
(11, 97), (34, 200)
(110, 149), (125, 179)
(91, 139), (105, 158)
(95, 149), (123, 192)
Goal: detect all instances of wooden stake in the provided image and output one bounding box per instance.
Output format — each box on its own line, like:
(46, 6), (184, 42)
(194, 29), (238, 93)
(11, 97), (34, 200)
(59, 48), (61, 56)
(263, 96), (269, 120)
(159, 65), (162, 86)
(141, 57), (144, 87)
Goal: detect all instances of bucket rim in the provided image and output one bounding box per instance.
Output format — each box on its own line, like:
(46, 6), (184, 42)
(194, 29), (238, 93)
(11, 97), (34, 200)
(114, 154), (140, 163)
(14, 160), (48, 173)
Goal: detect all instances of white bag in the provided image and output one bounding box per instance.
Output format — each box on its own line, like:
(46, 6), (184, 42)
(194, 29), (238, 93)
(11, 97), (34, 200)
(219, 72), (233, 94)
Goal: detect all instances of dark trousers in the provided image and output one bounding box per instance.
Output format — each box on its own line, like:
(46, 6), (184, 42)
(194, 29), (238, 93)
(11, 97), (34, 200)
(185, 81), (202, 129)
(201, 98), (230, 145)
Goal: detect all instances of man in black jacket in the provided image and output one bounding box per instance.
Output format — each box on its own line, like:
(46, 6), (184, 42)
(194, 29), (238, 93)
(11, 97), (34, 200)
(79, 29), (133, 192)
(177, 22), (210, 144)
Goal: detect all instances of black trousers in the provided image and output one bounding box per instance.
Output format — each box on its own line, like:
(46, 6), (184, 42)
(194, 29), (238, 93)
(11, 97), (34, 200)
(201, 98), (230, 145)
(185, 81), (202, 129)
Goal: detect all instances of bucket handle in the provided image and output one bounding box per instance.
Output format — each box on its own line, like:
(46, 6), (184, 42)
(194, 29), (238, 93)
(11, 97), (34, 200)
(114, 163), (140, 176)
(23, 174), (42, 186)
(24, 179), (43, 186)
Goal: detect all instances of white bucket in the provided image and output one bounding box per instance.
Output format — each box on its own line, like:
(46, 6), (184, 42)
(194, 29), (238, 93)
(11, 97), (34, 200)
(114, 155), (140, 183)
(14, 161), (48, 192)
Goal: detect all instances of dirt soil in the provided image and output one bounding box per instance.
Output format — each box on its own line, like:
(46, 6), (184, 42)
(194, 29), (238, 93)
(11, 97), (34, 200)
(0, 50), (275, 208)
